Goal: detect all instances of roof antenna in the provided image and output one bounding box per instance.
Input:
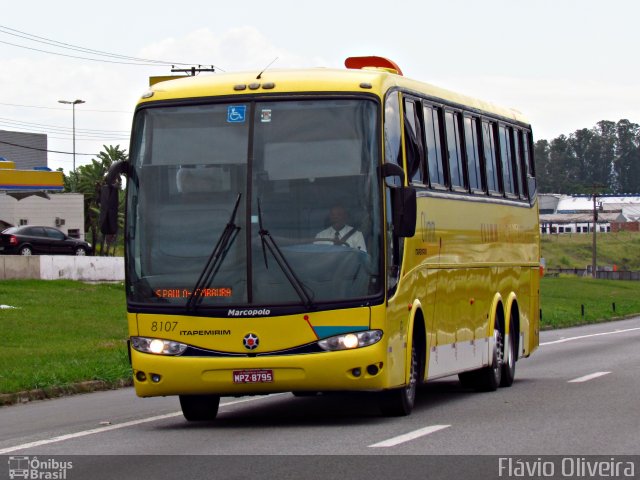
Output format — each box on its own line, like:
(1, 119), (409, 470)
(257, 57), (278, 80)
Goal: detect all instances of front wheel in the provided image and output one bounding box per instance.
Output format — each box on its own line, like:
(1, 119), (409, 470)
(379, 343), (417, 416)
(179, 394), (220, 421)
(74, 247), (87, 256)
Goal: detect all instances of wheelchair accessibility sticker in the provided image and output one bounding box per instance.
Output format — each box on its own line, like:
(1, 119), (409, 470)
(227, 105), (246, 123)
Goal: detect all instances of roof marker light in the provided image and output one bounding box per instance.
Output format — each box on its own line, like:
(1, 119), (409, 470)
(344, 56), (403, 76)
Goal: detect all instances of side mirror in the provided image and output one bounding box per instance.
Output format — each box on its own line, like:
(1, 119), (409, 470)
(381, 162), (406, 179)
(99, 161), (129, 235)
(99, 184), (119, 235)
(391, 186), (417, 237)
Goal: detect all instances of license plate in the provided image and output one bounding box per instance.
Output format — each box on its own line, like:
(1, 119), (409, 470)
(232, 369), (274, 384)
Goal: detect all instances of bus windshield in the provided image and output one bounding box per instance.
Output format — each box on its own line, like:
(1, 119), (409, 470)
(126, 98), (383, 310)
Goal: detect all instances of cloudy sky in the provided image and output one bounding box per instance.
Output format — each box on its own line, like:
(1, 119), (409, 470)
(1, 0), (639, 172)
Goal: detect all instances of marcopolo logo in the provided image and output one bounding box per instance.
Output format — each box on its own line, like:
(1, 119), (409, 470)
(227, 309), (270, 317)
(8, 456), (73, 479)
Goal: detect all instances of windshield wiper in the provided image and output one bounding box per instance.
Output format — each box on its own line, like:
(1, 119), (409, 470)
(186, 193), (242, 312)
(257, 198), (315, 309)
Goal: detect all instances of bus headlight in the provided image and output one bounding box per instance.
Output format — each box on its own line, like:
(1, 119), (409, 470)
(318, 330), (382, 351)
(131, 336), (187, 356)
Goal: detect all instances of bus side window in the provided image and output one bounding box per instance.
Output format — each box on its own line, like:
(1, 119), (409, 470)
(402, 97), (426, 185)
(512, 128), (526, 200)
(521, 129), (536, 200)
(481, 120), (500, 195)
(444, 110), (466, 190)
(383, 90), (404, 295)
(498, 125), (516, 196)
(384, 91), (403, 187)
(423, 104), (446, 188)
(522, 130), (535, 177)
(463, 116), (483, 193)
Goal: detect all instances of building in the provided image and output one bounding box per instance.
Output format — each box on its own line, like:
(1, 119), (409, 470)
(0, 130), (47, 169)
(0, 130), (85, 239)
(539, 194), (640, 234)
(0, 192), (85, 238)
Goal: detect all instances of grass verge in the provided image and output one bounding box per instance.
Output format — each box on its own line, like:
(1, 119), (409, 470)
(0, 280), (129, 403)
(540, 276), (640, 328)
(1, 277), (640, 402)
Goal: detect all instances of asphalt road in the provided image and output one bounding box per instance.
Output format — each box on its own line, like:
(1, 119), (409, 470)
(1, 317), (639, 479)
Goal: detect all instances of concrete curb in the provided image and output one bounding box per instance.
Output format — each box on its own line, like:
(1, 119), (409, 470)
(0, 378), (133, 407)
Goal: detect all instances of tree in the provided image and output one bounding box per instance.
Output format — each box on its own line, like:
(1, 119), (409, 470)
(591, 120), (616, 190)
(534, 139), (551, 190)
(536, 119), (640, 194)
(547, 135), (574, 193)
(567, 128), (595, 192)
(614, 119), (640, 194)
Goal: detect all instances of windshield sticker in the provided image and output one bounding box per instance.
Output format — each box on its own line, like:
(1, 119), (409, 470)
(227, 105), (246, 123)
(260, 109), (272, 123)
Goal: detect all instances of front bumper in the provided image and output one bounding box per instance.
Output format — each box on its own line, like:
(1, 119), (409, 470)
(131, 339), (389, 397)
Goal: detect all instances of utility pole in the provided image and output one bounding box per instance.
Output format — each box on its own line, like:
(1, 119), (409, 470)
(171, 65), (216, 76)
(592, 191), (597, 279)
(590, 184), (605, 279)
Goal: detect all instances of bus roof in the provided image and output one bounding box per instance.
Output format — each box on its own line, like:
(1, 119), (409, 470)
(141, 62), (530, 126)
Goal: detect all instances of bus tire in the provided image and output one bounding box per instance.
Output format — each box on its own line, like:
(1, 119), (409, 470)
(500, 316), (517, 387)
(458, 320), (504, 392)
(179, 394), (220, 421)
(379, 343), (417, 417)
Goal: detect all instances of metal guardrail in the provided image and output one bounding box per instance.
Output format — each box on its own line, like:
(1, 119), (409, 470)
(545, 268), (640, 280)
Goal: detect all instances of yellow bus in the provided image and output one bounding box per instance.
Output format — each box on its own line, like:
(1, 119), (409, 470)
(101, 56), (540, 420)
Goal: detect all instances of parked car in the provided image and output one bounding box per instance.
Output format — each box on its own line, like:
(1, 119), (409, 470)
(0, 226), (91, 256)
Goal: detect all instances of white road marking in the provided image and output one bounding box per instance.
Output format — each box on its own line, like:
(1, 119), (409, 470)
(540, 327), (640, 346)
(568, 371), (611, 383)
(0, 395), (281, 454)
(368, 424), (451, 448)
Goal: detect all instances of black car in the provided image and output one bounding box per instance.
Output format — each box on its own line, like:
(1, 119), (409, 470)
(0, 226), (91, 256)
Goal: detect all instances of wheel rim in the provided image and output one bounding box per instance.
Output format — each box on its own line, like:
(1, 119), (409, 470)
(20, 248), (32, 256)
(76, 248), (86, 256)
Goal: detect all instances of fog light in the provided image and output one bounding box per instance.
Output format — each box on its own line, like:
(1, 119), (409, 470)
(352, 367), (361, 377)
(151, 373), (162, 383)
(136, 371), (147, 382)
(367, 364), (379, 376)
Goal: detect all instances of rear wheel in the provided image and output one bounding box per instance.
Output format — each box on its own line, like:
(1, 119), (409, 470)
(458, 320), (504, 392)
(500, 317), (517, 387)
(179, 394), (220, 421)
(379, 343), (417, 416)
(19, 245), (33, 256)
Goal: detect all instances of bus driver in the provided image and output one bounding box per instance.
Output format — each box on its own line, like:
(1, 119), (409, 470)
(315, 205), (367, 252)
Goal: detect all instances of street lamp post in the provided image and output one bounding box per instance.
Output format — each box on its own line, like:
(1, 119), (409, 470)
(58, 99), (85, 191)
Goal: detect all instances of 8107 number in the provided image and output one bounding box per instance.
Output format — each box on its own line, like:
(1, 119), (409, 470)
(150, 321), (178, 332)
